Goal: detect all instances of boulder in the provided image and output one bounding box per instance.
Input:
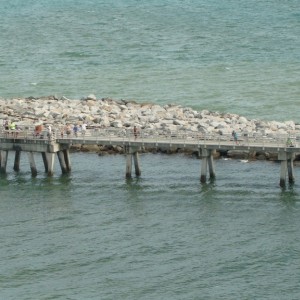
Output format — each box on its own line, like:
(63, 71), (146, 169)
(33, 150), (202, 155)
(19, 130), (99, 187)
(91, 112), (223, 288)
(86, 94), (97, 101)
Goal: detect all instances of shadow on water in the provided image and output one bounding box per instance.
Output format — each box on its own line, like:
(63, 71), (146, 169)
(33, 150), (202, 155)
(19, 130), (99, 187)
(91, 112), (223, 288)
(124, 177), (145, 193)
(200, 178), (216, 194)
(122, 177), (150, 216)
(0, 172), (8, 181)
(38, 173), (72, 185)
(279, 183), (299, 206)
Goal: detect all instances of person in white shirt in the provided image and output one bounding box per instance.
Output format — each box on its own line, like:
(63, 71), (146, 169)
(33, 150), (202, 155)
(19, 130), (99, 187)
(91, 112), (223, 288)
(81, 123), (87, 136)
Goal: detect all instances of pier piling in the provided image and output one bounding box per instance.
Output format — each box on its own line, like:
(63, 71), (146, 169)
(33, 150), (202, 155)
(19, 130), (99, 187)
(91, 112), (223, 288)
(27, 152), (37, 176)
(207, 151), (216, 179)
(133, 152), (141, 176)
(126, 153), (132, 178)
(287, 159), (295, 183)
(46, 153), (55, 176)
(42, 152), (48, 173)
(63, 149), (71, 172)
(125, 146), (141, 178)
(200, 156), (208, 183)
(200, 149), (215, 183)
(0, 150), (8, 174)
(13, 150), (21, 172)
(57, 150), (68, 174)
(278, 151), (295, 187)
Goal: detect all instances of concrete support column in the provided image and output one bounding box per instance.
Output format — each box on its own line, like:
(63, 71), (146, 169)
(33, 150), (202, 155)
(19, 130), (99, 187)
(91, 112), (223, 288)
(200, 156), (208, 183)
(46, 153), (55, 176)
(0, 150), (8, 174)
(133, 152), (141, 176)
(279, 160), (287, 187)
(125, 146), (141, 178)
(57, 151), (68, 174)
(126, 153), (132, 178)
(42, 152), (48, 173)
(287, 159), (295, 183)
(27, 152), (37, 177)
(280, 160), (288, 187)
(13, 150), (21, 172)
(63, 149), (71, 172)
(200, 148), (215, 183)
(207, 152), (216, 179)
(278, 151), (295, 187)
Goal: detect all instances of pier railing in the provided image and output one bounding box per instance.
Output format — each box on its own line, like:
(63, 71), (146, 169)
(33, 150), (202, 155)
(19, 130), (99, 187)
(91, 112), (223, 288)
(0, 126), (299, 150)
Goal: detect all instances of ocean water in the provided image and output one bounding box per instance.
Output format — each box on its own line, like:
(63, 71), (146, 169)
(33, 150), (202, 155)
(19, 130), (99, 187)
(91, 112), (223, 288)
(0, 0), (299, 121)
(1, 1), (300, 299)
(1, 152), (300, 300)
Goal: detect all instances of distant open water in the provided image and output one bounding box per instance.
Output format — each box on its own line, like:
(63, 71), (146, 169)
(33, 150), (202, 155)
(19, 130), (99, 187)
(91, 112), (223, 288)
(0, 0), (299, 121)
(1, 1), (300, 299)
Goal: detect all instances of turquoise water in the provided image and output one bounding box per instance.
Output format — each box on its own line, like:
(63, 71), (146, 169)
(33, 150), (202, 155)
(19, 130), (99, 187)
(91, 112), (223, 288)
(1, 1), (300, 299)
(0, 0), (299, 120)
(1, 153), (300, 299)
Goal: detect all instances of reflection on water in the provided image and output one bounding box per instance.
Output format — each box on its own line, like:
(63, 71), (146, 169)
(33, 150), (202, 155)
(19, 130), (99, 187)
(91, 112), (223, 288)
(279, 185), (299, 208)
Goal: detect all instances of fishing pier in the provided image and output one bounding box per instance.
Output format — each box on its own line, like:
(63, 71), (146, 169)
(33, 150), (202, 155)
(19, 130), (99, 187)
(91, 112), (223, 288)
(0, 128), (299, 187)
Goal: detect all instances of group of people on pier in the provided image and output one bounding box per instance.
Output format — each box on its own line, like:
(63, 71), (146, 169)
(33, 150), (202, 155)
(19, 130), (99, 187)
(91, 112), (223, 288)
(33, 123), (88, 139)
(59, 123), (87, 138)
(1, 119), (89, 140)
(2, 119), (20, 137)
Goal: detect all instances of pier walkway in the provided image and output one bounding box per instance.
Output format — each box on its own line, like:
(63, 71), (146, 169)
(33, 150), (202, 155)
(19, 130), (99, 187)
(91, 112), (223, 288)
(0, 127), (299, 187)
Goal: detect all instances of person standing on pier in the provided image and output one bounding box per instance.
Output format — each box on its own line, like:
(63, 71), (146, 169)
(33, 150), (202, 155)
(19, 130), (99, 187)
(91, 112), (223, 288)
(4, 119), (9, 130)
(65, 124), (71, 137)
(9, 121), (16, 137)
(81, 123), (87, 136)
(73, 124), (79, 137)
(60, 126), (64, 138)
(47, 125), (52, 140)
(133, 125), (138, 139)
(232, 130), (239, 144)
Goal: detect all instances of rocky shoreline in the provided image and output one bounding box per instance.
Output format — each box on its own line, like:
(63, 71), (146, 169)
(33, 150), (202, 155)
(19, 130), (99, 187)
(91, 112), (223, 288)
(1, 95), (299, 161)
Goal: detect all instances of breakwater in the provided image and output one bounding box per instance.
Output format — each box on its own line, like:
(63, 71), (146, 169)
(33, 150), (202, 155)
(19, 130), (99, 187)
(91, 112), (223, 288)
(1, 95), (299, 138)
(2, 95), (300, 161)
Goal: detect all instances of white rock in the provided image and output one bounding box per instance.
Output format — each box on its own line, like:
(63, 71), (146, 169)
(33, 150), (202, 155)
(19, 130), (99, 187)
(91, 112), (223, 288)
(149, 116), (160, 123)
(238, 116), (248, 124)
(86, 94), (97, 101)
(152, 105), (166, 113)
(284, 121), (295, 130)
(173, 119), (186, 126)
(111, 120), (123, 128)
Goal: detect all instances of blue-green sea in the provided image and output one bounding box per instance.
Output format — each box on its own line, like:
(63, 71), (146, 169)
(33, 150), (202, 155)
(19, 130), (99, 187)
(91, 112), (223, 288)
(1, 153), (300, 300)
(0, 0), (299, 121)
(1, 1), (300, 299)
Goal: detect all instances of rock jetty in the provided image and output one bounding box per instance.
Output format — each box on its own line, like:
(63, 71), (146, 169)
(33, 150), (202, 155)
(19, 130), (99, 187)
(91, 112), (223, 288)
(0, 95), (299, 160)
